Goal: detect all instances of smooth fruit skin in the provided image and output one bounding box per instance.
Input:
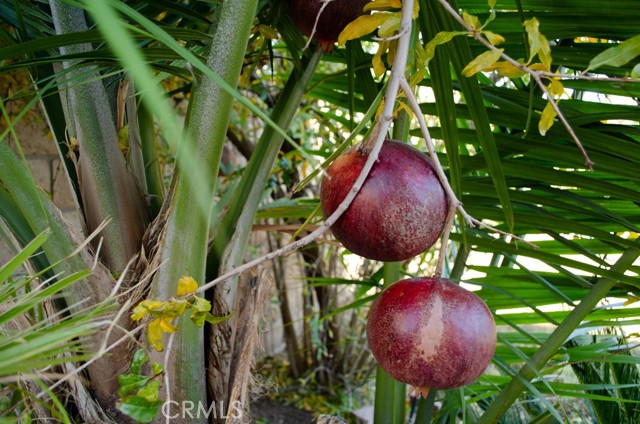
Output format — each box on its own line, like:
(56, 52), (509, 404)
(320, 140), (447, 262)
(366, 277), (496, 390)
(289, 0), (369, 50)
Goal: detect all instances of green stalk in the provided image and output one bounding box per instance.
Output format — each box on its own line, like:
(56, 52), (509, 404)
(48, 0), (148, 272)
(208, 48), (323, 276)
(85, 0), (258, 415)
(137, 96), (164, 217)
(374, 261), (406, 424)
(415, 389), (437, 423)
(478, 240), (640, 423)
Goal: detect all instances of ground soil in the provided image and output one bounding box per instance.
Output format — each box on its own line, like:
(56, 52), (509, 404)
(251, 397), (315, 423)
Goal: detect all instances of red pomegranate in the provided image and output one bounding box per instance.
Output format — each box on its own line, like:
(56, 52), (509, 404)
(289, 0), (369, 51)
(320, 139), (448, 262)
(366, 277), (496, 395)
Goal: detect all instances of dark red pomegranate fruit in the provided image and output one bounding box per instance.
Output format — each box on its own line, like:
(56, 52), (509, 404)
(320, 139), (448, 262)
(366, 277), (496, 394)
(289, 0), (369, 51)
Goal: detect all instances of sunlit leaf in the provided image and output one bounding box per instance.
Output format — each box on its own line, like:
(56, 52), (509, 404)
(131, 300), (165, 321)
(338, 13), (390, 46)
(147, 320), (164, 352)
(587, 35), (640, 71)
(158, 317), (177, 333)
(539, 101), (558, 136)
(462, 48), (504, 77)
(483, 61), (526, 78)
(378, 12), (401, 38)
(365, 0), (402, 12)
(524, 18), (552, 69)
(484, 31), (505, 46)
(373, 40), (389, 77)
(421, 31), (466, 68)
(548, 79), (565, 97)
(463, 12), (481, 30)
(176, 276), (198, 296)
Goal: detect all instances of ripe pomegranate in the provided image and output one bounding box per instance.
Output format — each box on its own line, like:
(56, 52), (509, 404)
(366, 277), (496, 395)
(320, 139), (448, 262)
(289, 0), (369, 51)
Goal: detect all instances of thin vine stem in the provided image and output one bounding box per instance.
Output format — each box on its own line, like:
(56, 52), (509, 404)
(197, 0), (417, 295)
(436, 0), (595, 170)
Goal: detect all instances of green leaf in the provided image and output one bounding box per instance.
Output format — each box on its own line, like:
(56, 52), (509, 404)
(117, 396), (163, 423)
(587, 35), (640, 71)
(632, 63), (640, 78)
(137, 381), (161, 402)
(204, 313), (232, 325)
(462, 48), (504, 77)
(421, 31), (467, 68)
(130, 349), (149, 375)
(117, 374), (152, 397)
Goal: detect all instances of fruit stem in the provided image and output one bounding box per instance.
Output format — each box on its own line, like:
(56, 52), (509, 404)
(434, 201), (457, 278)
(398, 77), (538, 249)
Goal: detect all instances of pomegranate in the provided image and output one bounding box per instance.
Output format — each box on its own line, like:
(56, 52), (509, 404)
(289, 0), (369, 51)
(366, 277), (496, 395)
(320, 139), (448, 262)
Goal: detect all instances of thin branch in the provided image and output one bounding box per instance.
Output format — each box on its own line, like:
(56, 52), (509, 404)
(197, 0), (417, 294)
(436, 0), (595, 170)
(163, 332), (175, 424)
(303, 0), (336, 51)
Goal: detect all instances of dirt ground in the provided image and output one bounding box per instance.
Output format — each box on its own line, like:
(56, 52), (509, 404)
(251, 398), (315, 423)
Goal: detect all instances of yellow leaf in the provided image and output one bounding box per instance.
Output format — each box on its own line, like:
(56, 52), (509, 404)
(147, 320), (164, 352)
(158, 317), (178, 333)
(131, 299), (165, 321)
(483, 61), (526, 78)
(338, 13), (390, 46)
(463, 12), (481, 30)
(364, 0), (401, 12)
(483, 31), (505, 46)
(524, 18), (552, 69)
(177, 276), (198, 296)
(378, 12), (401, 38)
(462, 48), (504, 77)
(539, 101), (558, 136)
(538, 35), (552, 70)
(373, 52), (387, 77)
(548, 79), (565, 98)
